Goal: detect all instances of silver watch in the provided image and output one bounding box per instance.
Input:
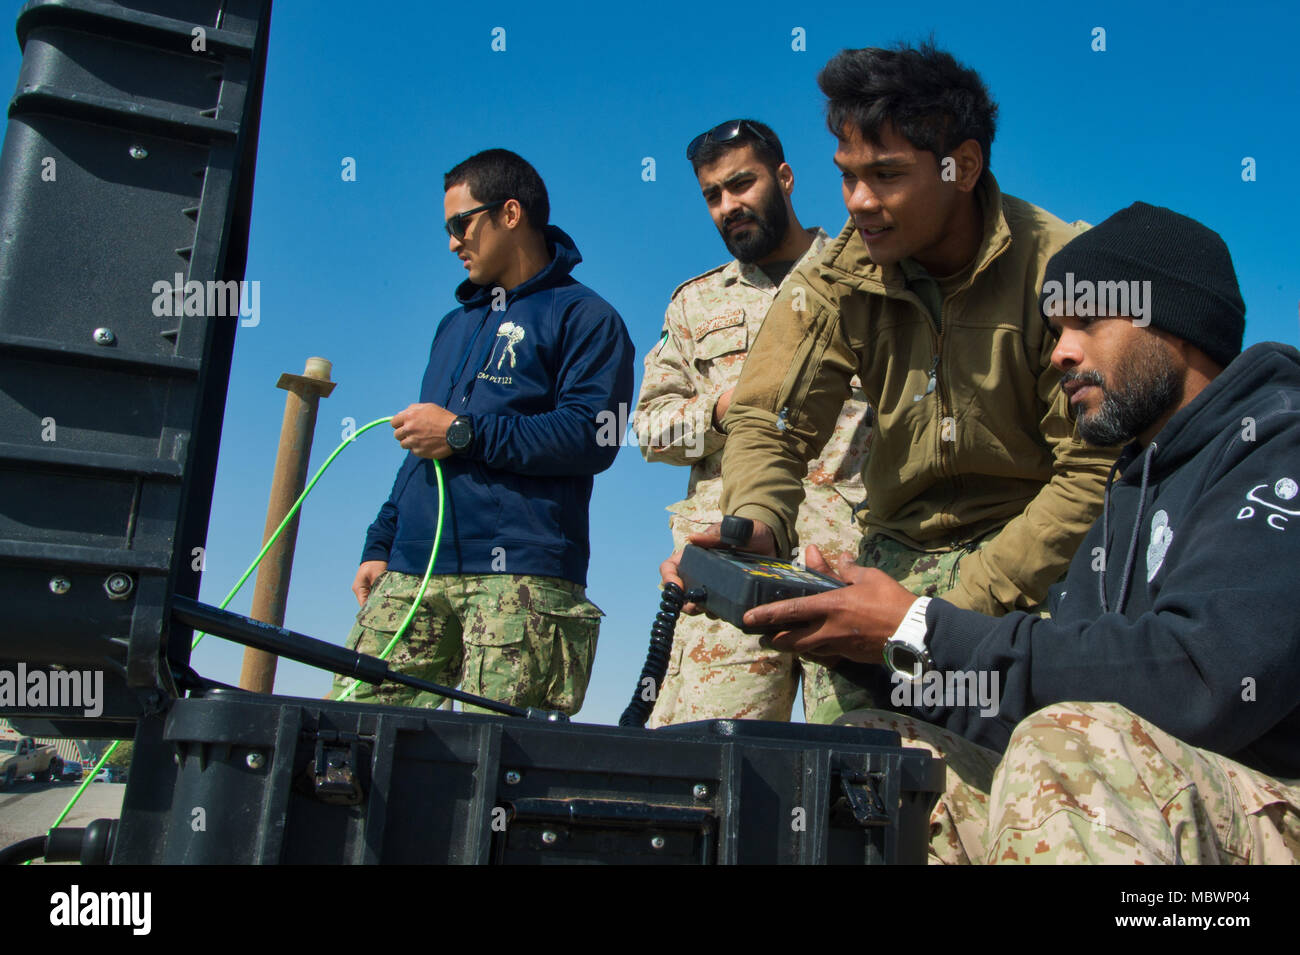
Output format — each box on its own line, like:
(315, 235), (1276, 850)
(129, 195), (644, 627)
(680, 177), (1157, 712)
(883, 596), (933, 682)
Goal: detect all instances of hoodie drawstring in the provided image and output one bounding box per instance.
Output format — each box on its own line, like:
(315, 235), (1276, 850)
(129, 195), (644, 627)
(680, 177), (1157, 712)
(1099, 441), (1157, 614)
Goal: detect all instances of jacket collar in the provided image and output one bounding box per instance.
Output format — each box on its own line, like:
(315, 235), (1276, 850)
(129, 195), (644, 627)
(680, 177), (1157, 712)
(815, 173), (1012, 296)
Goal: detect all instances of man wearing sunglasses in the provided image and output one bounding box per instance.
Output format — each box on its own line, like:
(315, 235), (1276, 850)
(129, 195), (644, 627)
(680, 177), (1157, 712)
(662, 43), (1121, 723)
(335, 148), (635, 716)
(633, 119), (873, 726)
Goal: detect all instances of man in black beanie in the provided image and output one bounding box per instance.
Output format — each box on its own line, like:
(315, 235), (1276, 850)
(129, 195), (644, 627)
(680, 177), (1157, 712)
(740, 202), (1300, 864)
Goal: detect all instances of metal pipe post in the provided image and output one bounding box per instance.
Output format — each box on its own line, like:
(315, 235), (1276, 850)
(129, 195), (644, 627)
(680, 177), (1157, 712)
(238, 357), (336, 693)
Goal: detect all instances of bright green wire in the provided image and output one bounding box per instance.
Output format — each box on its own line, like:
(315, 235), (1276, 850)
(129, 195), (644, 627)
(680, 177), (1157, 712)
(36, 414), (445, 856)
(193, 415), (397, 649)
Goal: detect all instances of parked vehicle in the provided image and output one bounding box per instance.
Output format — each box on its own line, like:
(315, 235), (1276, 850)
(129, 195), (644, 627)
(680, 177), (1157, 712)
(56, 759), (83, 782)
(0, 737), (60, 788)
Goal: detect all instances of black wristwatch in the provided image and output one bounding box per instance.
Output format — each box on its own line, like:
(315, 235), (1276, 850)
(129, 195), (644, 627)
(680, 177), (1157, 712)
(446, 415), (475, 454)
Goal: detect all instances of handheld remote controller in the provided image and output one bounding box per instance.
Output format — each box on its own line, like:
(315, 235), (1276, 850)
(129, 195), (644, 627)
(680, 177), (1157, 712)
(677, 515), (845, 634)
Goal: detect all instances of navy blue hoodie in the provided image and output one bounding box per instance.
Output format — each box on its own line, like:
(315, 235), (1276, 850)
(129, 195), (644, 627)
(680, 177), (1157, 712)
(362, 226), (635, 586)
(919, 342), (1300, 778)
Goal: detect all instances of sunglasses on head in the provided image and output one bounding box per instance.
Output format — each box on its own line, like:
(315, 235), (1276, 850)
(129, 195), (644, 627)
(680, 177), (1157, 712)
(686, 120), (772, 161)
(445, 199), (507, 240)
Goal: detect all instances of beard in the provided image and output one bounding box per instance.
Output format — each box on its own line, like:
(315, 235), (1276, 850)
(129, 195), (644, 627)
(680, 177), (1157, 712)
(720, 185), (790, 264)
(1065, 337), (1183, 447)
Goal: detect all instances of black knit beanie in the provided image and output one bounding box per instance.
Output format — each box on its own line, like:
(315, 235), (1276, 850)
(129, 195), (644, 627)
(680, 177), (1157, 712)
(1040, 202), (1246, 368)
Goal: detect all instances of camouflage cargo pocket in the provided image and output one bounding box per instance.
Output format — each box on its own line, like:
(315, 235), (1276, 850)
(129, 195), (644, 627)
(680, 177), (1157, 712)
(460, 579), (601, 713)
(536, 599), (601, 714)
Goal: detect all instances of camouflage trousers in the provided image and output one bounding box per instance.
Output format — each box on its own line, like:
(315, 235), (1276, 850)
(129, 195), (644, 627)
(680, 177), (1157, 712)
(806, 533), (996, 724)
(331, 571), (602, 715)
(646, 607), (834, 726)
(836, 702), (1300, 864)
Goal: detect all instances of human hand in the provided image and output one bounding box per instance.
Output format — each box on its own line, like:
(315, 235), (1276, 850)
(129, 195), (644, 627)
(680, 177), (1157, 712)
(742, 545), (915, 662)
(391, 403), (457, 459)
(352, 560), (388, 607)
(712, 388), (736, 429)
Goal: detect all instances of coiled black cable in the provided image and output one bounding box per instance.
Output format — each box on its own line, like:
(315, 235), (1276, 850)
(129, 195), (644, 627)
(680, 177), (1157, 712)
(619, 582), (685, 727)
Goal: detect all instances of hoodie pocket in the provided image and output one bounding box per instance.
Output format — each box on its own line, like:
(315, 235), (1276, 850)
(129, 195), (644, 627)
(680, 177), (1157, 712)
(458, 461), (504, 530)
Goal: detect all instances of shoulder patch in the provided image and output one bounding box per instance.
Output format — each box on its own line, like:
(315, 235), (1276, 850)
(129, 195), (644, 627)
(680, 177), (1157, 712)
(669, 261), (731, 301)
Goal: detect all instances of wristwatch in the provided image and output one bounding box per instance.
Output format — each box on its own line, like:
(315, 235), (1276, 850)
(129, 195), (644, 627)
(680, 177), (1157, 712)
(883, 596), (933, 682)
(445, 415), (475, 454)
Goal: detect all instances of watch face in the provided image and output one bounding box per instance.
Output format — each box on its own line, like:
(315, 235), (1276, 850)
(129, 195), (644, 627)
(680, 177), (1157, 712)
(885, 640), (926, 682)
(447, 417), (472, 450)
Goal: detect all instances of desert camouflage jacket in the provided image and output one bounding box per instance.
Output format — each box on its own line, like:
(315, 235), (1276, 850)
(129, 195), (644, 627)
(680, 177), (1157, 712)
(633, 228), (872, 551)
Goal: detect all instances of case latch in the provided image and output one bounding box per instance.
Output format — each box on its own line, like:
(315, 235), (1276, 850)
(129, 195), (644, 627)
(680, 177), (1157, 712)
(310, 734), (364, 805)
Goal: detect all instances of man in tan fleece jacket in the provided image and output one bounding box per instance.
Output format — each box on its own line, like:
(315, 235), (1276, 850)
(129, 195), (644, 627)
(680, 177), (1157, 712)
(663, 42), (1119, 722)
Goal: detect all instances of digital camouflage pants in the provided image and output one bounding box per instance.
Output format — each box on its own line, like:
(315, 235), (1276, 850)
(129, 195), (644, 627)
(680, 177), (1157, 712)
(331, 571), (602, 715)
(804, 533), (997, 724)
(836, 702), (1300, 864)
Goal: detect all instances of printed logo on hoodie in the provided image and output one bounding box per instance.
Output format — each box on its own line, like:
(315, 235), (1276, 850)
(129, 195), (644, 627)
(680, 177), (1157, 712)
(479, 320), (526, 385)
(1237, 477), (1300, 531)
(1147, 509), (1174, 582)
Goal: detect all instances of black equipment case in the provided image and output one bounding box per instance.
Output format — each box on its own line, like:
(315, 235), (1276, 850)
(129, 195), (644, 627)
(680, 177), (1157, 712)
(115, 690), (944, 864)
(0, 0), (274, 739)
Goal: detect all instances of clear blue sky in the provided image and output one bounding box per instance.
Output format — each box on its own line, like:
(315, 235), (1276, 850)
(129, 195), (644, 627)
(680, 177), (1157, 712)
(5, 0), (1297, 724)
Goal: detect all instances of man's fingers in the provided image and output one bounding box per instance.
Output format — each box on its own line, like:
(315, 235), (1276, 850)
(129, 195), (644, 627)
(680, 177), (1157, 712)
(685, 519), (776, 557)
(659, 550), (704, 614)
(743, 592), (831, 630)
(391, 403), (421, 429)
(685, 523), (724, 548)
(659, 550), (684, 589)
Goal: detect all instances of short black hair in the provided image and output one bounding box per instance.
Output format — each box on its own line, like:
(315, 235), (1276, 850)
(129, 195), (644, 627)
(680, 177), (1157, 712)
(688, 119), (785, 176)
(817, 40), (998, 170)
(444, 148), (549, 231)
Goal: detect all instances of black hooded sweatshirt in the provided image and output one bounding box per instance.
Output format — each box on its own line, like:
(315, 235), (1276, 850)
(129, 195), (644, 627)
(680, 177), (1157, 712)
(921, 342), (1300, 779)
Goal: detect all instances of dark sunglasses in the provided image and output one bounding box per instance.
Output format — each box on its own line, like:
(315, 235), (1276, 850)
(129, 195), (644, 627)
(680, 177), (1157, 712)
(686, 120), (772, 161)
(445, 200), (507, 240)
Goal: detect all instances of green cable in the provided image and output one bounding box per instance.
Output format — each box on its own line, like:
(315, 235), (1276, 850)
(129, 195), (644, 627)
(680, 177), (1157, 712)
(193, 415), (399, 649)
(335, 455), (444, 702)
(36, 414), (445, 856)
